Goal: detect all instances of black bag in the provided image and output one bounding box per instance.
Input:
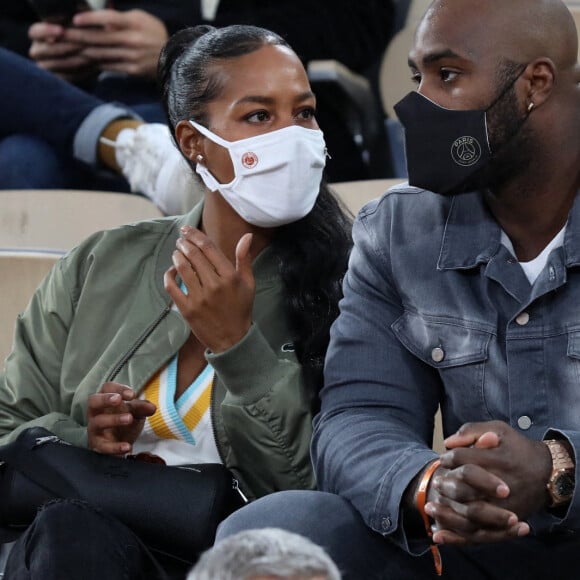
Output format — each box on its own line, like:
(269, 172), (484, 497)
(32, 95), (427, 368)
(0, 427), (246, 563)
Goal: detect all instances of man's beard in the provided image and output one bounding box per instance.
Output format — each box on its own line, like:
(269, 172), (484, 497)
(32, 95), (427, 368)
(476, 87), (538, 195)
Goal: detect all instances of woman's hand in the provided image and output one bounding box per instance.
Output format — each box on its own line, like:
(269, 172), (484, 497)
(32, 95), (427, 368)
(87, 382), (156, 455)
(164, 227), (255, 353)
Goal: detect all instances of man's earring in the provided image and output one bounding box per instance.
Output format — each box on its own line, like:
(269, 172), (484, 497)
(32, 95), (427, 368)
(196, 154), (204, 164)
(527, 102), (535, 113)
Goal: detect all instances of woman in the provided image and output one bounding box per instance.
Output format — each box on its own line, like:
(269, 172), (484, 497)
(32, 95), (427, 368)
(0, 25), (352, 579)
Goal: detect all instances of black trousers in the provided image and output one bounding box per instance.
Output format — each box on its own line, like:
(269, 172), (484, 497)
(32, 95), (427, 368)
(4, 499), (191, 580)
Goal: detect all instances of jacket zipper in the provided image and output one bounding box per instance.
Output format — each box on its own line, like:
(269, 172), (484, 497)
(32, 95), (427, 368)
(106, 306), (171, 382)
(232, 478), (249, 503)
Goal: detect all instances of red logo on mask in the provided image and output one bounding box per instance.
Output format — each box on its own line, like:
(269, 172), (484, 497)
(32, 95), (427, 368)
(242, 152), (258, 169)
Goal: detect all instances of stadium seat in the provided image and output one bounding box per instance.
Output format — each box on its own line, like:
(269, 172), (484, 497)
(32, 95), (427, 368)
(0, 189), (164, 252)
(331, 178), (406, 214)
(0, 189), (164, 365)
(0, 250), (62, 366)
(378, 24), (416, 178)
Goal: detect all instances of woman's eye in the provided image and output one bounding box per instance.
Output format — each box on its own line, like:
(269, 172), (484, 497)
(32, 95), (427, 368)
(246, 111), (270, 123)
(297, 107), (316, 120)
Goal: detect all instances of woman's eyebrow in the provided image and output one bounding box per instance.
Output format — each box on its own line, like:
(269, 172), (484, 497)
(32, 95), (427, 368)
(234, 91), (315, 107)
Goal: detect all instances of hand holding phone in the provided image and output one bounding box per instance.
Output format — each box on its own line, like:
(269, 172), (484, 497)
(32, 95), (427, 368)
(27, 0), (98, 84)
(28, 7), (168, 82)
(27, 0), (92, 27)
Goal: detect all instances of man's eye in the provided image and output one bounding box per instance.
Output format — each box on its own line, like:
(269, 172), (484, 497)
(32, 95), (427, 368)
(440, 69), (459, 82)
(410, 71), (421, 84)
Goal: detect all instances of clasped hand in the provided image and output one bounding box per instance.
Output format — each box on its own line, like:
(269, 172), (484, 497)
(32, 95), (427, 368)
(424, 421), (552, 545)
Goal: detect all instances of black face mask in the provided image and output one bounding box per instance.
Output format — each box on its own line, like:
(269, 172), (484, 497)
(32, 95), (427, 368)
(394, 68), (527, 195)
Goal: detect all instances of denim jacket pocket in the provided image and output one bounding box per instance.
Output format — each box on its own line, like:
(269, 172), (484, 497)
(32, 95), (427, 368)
(392, 312), (493, 419)
(567, 331), (580, 361)
(392, 312), (492, 368)
(566, 331), (580, 387)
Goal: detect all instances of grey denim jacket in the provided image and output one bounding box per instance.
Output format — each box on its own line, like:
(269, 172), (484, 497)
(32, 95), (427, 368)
(314, 184), (580, 554)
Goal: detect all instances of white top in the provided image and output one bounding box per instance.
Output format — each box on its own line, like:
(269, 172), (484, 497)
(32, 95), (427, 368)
(133, 359), (222, 466)
(501, 225), (566, 285)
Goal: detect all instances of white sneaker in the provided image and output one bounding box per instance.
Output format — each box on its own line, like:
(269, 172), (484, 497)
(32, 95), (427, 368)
(104, 123), (204, 215)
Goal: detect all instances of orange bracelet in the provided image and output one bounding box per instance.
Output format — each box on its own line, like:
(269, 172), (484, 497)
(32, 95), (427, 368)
(416, 459), (443, 576)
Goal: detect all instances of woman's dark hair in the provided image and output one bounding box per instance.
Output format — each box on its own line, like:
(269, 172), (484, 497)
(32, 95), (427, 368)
(273, 185), (352, 401)
(159, 24), (290, 134)
(159, 25), (353, 400)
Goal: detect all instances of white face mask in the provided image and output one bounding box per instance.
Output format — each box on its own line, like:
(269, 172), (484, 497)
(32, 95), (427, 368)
(190, 120), (327, 227)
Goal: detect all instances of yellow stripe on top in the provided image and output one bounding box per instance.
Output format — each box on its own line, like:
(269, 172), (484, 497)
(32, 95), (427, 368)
(144, 367), (179, 440)
(181, 378), (213, 432)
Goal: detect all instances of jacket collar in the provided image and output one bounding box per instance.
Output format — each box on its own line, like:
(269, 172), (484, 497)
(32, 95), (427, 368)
(438, 191), (580, 271)
(437, 192), (501, 271)
(564, 195), (580, 267)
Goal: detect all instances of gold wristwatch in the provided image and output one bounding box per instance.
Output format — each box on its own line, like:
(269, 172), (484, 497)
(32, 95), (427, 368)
(544, 439), (575, 508)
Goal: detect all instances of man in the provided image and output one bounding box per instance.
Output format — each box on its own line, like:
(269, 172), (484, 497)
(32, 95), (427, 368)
(217, 1), (580, 578)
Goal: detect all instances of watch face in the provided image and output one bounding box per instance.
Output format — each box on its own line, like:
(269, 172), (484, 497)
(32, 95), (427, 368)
(556, 473), (575, 499)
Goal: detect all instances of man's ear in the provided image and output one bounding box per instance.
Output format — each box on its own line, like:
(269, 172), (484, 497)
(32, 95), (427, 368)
(175, 120), (205, 163)
(523, 58), (557, 109)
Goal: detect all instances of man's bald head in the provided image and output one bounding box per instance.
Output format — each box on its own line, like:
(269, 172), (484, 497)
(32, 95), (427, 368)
(405, 0), (580, 198)
(419, 0), (577, 70)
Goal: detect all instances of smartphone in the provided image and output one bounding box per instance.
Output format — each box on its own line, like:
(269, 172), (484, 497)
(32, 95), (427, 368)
(27, 0), (92, 26)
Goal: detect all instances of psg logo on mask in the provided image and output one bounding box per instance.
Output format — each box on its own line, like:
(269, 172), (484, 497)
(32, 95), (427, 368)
(242, 152), (259, 169)
(451, 136), (482, 167)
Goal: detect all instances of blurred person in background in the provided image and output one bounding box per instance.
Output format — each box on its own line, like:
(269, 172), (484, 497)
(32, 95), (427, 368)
(0, 0), (394, 189)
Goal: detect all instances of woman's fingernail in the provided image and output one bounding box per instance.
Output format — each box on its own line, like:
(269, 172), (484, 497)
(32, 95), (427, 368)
(497, 483), (510, 497)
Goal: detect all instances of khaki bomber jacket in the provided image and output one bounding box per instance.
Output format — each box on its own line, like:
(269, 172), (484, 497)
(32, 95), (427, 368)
(0, 203), (316, 499)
